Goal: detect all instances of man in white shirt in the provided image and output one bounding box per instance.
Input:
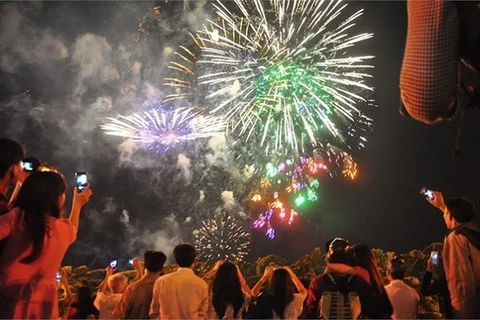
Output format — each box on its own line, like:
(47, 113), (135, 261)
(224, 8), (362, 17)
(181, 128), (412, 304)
(94, 267), (128, 319)
(149, 244), (209, 319)
(384, 257), (420, 320)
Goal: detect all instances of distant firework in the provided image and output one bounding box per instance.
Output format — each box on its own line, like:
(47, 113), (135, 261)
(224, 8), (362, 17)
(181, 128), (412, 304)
(101, 106), (225, 152)
(194, 212), (250, 264)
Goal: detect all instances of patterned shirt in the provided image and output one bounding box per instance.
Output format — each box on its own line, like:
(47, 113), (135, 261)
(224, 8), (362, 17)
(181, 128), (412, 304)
(400, 1), (460, 124)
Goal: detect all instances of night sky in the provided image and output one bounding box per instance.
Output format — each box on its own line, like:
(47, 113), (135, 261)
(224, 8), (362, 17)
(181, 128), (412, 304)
(1, 1), (479, 268)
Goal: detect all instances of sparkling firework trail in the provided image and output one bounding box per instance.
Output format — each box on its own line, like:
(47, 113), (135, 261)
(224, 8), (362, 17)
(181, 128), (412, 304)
(101, 106), (226, 153)
(194, 212), (250, 264)
(166, 0), (374, 162)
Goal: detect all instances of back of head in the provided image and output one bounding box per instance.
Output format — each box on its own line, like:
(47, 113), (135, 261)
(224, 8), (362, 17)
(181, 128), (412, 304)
(173, 244), (196, 268)
(0, 137), (25, 179)
(14, 171), (67, 264)
(76, 286), (93, 305)
(326, 238), (353, 265)
(388, 257), (406, 280)
(446, 197), (476, 223)
(108, 273), (128, 294)
(352, 244), (385, 294)
(269, 268), (294, 319)
(212, 262), (243, 318)
(144, 250), (167, 273)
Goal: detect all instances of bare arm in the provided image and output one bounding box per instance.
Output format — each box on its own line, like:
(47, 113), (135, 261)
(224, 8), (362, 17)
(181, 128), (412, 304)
(133, 258), (143, 281)
(203, 260), (223, 281)
(325, 263), (357, 276)
(284, 266), (307, 296)
(61, 270), (73, 303)
(69, 184), (93, 232)
(251, 266), (274, 297)
(97, 266), (115, 294)
(236, 266), (252, 296)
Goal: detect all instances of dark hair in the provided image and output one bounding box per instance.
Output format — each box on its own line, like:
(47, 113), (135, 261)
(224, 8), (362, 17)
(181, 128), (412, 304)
(269, 268), (295, 319)
(0, 137), (25, 179)
(13, 171), (67, 264)
(173, 244), (196, 267)
(144, 250), (167, 272)
(388, 257), (406, 280)
(352, 244), (387, 295)
(212, 262), (244, 318)
(71, 286), (98, 319)
(446, 197), (475, 223)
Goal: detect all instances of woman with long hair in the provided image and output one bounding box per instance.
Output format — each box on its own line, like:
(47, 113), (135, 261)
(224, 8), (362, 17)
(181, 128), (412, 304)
(0, 171), (92, 319)
(63, 286), (99, 319)
(205, 261), (252, 319)
(326, 244), (393, 318)
(252, 266), (307, 319)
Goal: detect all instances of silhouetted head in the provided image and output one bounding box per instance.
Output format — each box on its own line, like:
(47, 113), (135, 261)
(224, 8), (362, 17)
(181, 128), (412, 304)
(173, 244), (196, 268)
(144, 250), (167, 273)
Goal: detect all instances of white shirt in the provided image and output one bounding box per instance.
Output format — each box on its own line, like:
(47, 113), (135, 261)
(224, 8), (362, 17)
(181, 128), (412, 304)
(149, 268), (209, 319)
(94, 292), (123, 319)
(384, 280), (420, 320)
(272, 293), (307, 320)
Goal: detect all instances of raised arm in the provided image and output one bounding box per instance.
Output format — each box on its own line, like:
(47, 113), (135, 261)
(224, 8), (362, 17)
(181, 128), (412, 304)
(251, 266), (274, 297)
(69, 183), (93, 232)
(325, 263), (357, 276)
(236, 265), (252, 296)
(203, 260), (223, 281)
(132, 257), (143, 281)
(283, 266), (307, 296)
(97, 266), (115, 294)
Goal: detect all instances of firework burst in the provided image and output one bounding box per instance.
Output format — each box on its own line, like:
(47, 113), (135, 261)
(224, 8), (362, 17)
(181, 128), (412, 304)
(101, 106), (226, 153)
(194, 212), (250, 264)
(166, 0), (374, 162)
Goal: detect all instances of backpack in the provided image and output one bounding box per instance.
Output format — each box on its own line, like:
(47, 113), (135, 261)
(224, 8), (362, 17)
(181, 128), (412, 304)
(318, 273), (362, 319)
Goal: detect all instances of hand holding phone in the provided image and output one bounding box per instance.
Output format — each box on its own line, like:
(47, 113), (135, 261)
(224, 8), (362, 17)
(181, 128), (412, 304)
(420, 187), (435, 201)
(75, 172), (88, 192)
(110, 259), (118, 268)
(430, 251), (439, 266)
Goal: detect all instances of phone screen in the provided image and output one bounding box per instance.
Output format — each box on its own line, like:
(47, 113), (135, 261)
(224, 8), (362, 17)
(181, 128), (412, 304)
(421, 188), (435, 201)
(110, 259), (118, 268)
(21, 161), (34, 172)
(128, 259), (133, 265)
(430, 251), (439, 265)
(75, 172), (87, 192)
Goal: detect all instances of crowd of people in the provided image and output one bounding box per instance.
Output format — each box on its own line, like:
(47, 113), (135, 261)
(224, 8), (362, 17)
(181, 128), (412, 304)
(1, 136), (480, 319)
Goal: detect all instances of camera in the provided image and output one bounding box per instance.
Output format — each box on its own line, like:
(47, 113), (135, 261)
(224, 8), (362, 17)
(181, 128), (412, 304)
(75, 172), (88, 192)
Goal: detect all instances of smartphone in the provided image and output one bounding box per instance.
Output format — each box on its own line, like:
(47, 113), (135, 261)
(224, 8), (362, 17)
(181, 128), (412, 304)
(420, 187), (435, 201)
(75, 172), (88, 192)
(21, 161), (34, 172)
(110, 259), (118, 268)
(128, 259), (134, 265)
(56, 272), (61, 283)
(430, 251), (439, 265)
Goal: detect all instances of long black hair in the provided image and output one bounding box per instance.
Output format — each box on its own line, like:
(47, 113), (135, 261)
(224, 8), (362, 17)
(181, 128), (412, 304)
(70, 286), (98, 319)
(13, 171), (67, 264)
(212, 262), (244, 318)
(352, 244), (386, 295)
(269, 268), (295, 319)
